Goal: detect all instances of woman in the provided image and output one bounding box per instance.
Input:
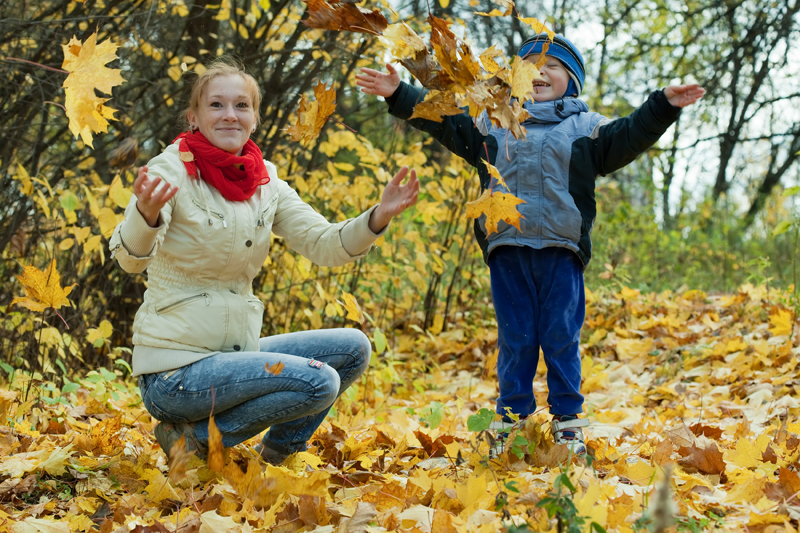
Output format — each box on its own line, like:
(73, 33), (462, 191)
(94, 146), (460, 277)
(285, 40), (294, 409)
(110, 58), (419, 464)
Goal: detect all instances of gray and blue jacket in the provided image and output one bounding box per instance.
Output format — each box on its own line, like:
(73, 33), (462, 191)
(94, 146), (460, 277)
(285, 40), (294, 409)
(386, 82), (681, 268)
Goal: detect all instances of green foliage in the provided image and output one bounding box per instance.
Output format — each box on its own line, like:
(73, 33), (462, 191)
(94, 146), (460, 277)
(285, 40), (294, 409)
(467, 408), (495, 432)
(536, 469), (607, 533)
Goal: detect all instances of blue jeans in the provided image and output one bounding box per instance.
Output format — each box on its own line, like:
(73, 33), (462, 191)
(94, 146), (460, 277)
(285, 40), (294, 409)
(137, 329), (370, 455)
(489, 246), (585, 420)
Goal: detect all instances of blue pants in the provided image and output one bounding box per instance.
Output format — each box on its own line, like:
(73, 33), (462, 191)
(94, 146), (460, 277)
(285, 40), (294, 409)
(137, 329), (370, 455)
(489, 246), (585, 420)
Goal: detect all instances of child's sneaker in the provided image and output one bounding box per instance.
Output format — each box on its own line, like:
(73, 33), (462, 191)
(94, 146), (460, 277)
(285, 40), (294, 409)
(551, 415), (589, 455)
(154, 421), (208, 460)
(486, 417), (528, 457)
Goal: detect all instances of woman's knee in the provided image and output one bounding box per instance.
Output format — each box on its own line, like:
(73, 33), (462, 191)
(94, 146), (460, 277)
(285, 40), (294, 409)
(312, 365), (341, 406)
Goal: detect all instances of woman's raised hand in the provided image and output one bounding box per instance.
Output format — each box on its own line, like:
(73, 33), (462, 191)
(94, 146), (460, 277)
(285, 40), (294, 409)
(368, 166), (419, 234)
(134, 165), (179, 227)
(355, 64), (401, 98)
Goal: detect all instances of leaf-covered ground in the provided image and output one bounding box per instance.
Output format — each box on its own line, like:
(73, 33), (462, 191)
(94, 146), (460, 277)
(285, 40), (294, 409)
(1, 284), (799, 532)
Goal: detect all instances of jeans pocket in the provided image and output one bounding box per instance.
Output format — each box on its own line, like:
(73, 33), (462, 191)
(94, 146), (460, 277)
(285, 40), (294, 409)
(154, 367), (189, 397)
(144, 397), (191, 424)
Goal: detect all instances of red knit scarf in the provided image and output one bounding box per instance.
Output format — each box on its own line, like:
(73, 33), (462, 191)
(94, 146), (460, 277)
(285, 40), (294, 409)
(174, 131), (270, 201)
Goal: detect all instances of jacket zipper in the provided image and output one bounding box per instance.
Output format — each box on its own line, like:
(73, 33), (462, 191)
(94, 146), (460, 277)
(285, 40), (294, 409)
(157, 293), (210, 314)
(191, 198), (228, 228)
(257, 196), (278, 228)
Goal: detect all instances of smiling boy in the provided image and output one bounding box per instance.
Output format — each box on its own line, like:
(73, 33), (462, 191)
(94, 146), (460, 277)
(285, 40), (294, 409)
(357, 34), (703, 454)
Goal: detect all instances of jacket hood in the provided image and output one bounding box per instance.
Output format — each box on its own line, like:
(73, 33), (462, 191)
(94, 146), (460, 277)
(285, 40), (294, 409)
(522, 97), (590, 124)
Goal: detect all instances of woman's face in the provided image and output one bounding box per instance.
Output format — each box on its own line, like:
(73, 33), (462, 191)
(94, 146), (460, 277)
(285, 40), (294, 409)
(187, 74), (256, 155)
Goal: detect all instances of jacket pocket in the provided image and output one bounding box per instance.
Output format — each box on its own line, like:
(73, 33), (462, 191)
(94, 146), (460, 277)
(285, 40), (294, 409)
(191, 197), (228, 228)
(257, 194), (279, 230)
(157, 293), (210, 315)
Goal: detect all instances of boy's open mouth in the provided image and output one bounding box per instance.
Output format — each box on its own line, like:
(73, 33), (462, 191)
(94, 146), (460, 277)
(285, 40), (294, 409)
(532, 80), (550, 87)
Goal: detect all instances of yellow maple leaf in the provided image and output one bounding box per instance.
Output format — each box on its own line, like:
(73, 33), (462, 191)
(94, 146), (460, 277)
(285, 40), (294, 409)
(465, 189), (526, 235)
(383, 22), (427, 60)
(511, 56), (540, 101)
(287, 80), (336, 147)
(342, 291), (364, 323)
(61, 33), (126, 147)
(479, 45), (505, 74)
(474, 0), (513, 16)
(11, 259), (76, 313)
(769, 308), (793, 337)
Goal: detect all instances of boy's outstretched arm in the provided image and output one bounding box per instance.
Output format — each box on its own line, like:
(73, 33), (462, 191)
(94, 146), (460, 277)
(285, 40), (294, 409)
(591, 84), (704, 176)
(356, 65), (493, 171)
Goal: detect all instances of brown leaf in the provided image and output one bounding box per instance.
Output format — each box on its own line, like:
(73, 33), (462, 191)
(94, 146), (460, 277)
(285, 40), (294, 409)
(689, 423), (724, 440)
(409, 90), (464, 123)
(167, 435), (194, 483)
(298, 495), (329, 527)
(765, 467), (800, 502)
(429, 14), (479, 88)
(652, 438), (676, 467)
(302, 0), (388, 35)
(677, 442), (726, 475)
(343, 502), (378, 533)
(413, 430), (455, 457)
(266, 361), (285, 376)
(109, 137), (139, 169)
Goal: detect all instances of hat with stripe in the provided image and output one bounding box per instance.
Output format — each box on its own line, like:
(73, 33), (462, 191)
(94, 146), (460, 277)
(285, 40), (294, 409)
(518, 33), (585, 97)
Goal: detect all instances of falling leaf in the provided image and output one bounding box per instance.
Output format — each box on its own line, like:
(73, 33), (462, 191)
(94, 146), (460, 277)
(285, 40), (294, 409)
(109, 137), (139, 169)
(302, 0), (388, 35)
(465, 189), (526, 235)
(429, 15), (480, 88)
(265, 361), (285, 376)
(167, 435), (194, 484)
(518, 17), (555, 40)
(61, 33), (126, 147)
(510, 56), (540, 101)
(479, 45), (505, 74)
(409, 90), (464, 123)
(769, 308), (793, 336)
(383, 23), (427, 59)
(475, 0), (514, 16)
(207, 416), (225, 472)
(287, 80), (337, 147)
(341, 291), (364, 323)
(11, 259), (76, 313)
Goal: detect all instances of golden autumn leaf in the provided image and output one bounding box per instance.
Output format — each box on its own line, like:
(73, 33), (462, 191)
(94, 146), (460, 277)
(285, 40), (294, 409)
(429, 15), (480, 88)
(479, 45), (505, 74)
(465, 189), (526, 235)
(475, 0), (514, 16)
(61, 32), (126, 147)
(302, 0), (388, 35)
(769, 308), (793, 337)
(409, 90), (464, 123)
(207, 415), (225, 472)
(166, 435), (194, 484)
(482, 159), (509, 191)
(287, 80), (337, 147)
(341, 291), (363, 323)
(265, 361), (285, 376)
(11, 259), (76, 313)
(518, 16), (555, 41)
(89, 416), (122, 455)
(383, 23), (427, 60)
(510, 56), (540, 101)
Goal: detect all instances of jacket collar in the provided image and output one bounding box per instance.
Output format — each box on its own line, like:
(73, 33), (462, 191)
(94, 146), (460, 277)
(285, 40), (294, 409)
(522, 97), (589, 124)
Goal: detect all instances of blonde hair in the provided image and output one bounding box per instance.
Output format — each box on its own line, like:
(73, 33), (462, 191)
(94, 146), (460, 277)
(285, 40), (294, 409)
(182, 57), (262, 128)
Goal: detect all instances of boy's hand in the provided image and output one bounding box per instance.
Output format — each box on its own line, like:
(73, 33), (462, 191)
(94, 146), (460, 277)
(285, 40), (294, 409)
(368, 166), (419, 233)
(664, 84), (705, 108)
(356, 64), (401, 98)
(134, 165), (179, 227)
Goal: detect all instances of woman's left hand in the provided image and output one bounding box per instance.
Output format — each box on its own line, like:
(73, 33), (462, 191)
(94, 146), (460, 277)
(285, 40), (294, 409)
(368, 166), (419, 233)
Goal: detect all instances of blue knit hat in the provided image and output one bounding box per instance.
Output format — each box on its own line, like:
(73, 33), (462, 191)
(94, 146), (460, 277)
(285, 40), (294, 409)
(518, 33), (585, 97)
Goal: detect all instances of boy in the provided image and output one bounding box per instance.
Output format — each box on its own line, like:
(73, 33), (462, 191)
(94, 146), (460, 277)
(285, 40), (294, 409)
(356, 34), (704, 453)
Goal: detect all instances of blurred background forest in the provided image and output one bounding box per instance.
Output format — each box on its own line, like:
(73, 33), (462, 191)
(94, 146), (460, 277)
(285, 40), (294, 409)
(0, 0), (798, 378)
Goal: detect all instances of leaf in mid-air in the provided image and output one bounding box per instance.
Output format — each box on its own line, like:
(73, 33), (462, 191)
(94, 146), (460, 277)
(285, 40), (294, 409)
(465, 189), (526, 235)
(61, 32), (126, 147)
(383, 23), (427, 59)
(11, 259), (76, 313)
(516, 21), (554, 68)
(482, 160), (509, 191)
(511, 56), (541, 101)
(302, 0), (388, 35)
(341, 291), (364, 323)
(475, 0), (514, 16)
(287, 80), (337, 147)
(409, 90), (464, 123)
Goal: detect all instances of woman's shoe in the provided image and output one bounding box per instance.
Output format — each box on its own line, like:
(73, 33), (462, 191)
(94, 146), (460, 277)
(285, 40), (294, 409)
(254, 442), (289, 465)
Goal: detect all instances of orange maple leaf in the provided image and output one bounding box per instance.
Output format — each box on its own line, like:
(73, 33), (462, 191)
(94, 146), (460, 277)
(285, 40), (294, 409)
(61, 32), (125, 147)
(465, 189), (526, 235)
(207, 415), (225, 472)
(11, 259), (76, 313)
(302, 0), (388, 35)
(287, 80), (337, 147)
(265, 361), (285, 376)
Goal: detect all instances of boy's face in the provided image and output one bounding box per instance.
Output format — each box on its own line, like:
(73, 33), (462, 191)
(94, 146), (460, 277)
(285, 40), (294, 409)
(524, 55), (571, 101)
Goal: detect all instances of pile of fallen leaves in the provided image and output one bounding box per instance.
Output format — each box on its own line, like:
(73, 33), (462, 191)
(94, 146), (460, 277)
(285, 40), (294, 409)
(1, 283), (799, 532)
